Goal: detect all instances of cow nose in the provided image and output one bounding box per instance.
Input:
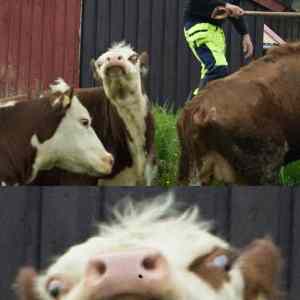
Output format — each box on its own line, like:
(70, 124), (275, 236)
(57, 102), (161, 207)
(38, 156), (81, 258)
(106, 55), (123, 62)
(102, 154), (114, 168)
(85, 249), (170, 299)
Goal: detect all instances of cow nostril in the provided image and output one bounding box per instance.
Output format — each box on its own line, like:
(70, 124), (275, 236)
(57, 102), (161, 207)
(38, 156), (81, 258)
(142, 256), (157, 271)
(118, 56), (123, 60)
(107, 57), (111, 62)
(96, 261), (107, 276)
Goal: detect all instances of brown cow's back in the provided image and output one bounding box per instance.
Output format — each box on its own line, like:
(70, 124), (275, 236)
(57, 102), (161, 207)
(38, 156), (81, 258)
(178, 42), (300, 185)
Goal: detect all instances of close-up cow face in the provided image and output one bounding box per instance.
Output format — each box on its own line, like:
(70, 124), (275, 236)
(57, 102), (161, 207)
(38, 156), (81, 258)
(16, 197), (282, 300)
(31, 79), (114, 179)
(91, 42), (148, 103)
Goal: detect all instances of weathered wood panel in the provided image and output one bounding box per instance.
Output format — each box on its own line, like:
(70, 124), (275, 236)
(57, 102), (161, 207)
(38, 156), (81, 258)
(265, 17), (300, 42)
(80, 0), (264, 109)
(0, 187), (299, 300)
(0, 0), (81, 98)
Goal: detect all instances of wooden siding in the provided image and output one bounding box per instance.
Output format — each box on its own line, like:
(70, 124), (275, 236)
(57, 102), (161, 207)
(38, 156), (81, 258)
(80, 0), (264, 109)
(0, 187), (299, 300)
(0, 0), (81, 98)
(265, 17), (300, 41)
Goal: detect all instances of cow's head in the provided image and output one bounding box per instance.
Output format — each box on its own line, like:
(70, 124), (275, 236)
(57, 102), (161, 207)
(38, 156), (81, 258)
(30, 79), (114, 181)
(15, 196), (282, 300)
(180, 102), (242, 185)
(91, 42), (149, 103)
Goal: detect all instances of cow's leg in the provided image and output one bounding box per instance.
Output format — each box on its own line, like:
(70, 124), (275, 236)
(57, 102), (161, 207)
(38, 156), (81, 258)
(177, 117), (193, 185)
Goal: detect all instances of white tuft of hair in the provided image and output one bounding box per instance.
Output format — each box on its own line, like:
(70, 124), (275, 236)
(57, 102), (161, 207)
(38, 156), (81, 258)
(108, 41), (134, 53)
(98, 192), (211, 240)
(49, 78), (70, 94)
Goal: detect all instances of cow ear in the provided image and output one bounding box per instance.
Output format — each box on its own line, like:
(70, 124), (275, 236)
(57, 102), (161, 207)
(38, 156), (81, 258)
(139, 52), (149, 77)
(238, 238), (282, 300)
(193, 106), (217, 127)
(90, 58), (103, 85)
(15, 267), (39, 300)
(51, 92), (72, 112)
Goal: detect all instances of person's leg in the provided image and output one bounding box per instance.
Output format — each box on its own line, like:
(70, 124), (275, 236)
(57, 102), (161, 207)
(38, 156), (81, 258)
(184, 23), (229, 97)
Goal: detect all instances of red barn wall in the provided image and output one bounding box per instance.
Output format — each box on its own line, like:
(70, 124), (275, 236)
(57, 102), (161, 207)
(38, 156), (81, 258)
(0, 0), (81, 98)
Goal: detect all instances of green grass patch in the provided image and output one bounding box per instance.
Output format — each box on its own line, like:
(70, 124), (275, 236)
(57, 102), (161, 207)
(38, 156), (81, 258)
(152, 104), (300, 186)
(153, 105), (179, 187)
(279, 160), (300, 186)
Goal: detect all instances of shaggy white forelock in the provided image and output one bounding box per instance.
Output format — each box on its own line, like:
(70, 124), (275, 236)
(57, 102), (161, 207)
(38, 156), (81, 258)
(99, 193), (211, 238)
(107, 41), (136, 57)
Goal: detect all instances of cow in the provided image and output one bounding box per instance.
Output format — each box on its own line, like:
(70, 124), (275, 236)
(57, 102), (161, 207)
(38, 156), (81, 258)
(15, 195), (282, 300)
(34, 42), (156, 186)
(0, 79), (113, 185)
(177, 42), (300, 185)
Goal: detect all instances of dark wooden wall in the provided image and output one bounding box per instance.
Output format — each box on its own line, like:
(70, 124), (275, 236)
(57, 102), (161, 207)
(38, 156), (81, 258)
(265, 17), (300, 41)
(0, 187), (299, 300)
(0, 0), (81, 98)
(80, 0), (264, 109)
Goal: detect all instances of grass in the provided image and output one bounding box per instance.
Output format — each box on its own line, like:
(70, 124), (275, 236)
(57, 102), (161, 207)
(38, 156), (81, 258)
(153, 104), (300, 186)
(279, 161), (300, 186)
(153, 105), (180, 187)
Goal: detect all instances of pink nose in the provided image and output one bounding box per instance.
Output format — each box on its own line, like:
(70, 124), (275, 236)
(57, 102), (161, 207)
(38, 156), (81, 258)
(85, 249), (170, 299)
(102, 154), (114, 168)
(106, 55), (124, 64)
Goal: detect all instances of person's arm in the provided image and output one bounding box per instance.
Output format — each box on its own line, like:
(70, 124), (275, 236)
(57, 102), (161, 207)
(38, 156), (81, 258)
(226, 0), (254, 58)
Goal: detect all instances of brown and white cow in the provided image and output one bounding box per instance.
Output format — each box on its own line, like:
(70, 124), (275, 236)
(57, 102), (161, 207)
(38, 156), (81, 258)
(0, 79), (113, 185)
(15, 195), (282, 300)
(34, 42), (156, 186)
(178, 42), (300, 185)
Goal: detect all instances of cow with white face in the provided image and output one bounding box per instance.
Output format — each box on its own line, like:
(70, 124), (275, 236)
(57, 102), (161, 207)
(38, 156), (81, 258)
(0, 79), (113, 185)
(16, 196), (282, 300)
(91, 42), (157, 186)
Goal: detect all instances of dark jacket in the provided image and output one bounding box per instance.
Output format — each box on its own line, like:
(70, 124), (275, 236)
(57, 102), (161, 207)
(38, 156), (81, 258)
(184, 0), (248, 35)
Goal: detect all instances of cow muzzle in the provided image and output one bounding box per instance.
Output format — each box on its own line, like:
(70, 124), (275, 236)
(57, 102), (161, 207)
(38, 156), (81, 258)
(85, 249), (171, 300)
(98, 154), (114, 175)
(104, 58), (128, 77)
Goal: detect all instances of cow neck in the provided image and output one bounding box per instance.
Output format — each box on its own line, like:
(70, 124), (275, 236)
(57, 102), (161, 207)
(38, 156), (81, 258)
(109, 88), (148, 181)
(0, 100), (62, 185)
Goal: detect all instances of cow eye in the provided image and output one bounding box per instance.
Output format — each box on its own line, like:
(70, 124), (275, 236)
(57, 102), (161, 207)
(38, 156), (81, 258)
(80, 118), (90, 127)
(190, 249), (236, 275)
(129, 54), (139, 64)
(47, 279), (64, 299)
(208, 255), (231, 271)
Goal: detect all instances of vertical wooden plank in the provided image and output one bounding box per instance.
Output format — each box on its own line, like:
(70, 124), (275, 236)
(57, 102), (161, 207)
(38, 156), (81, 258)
(17, 0), (34, 94)
(161, 0), (178, 106)
(137, 0), (152, 95)
(149, 0), (165, 104)
(230, 187), (293, 291)
(52, 0), (66, 82)
(137, 0), (151, 52)
(64, 0), (81, 86)
(176, 0), (191, 108)
(95, 0), (111, 56)
(81, 0), (98, 87)
(124, 0), (139, 47)
(174, 187), (230, 239)
(289, 188), (300, 300)
(0, 188), (41, 300)
(0, 0), (10, 97)
(39, 187), (104, 268)
(40, 0), (55, 89)
(29, 0), (44, 94)
(5, 0), (22, 97)
(110, 0), (124, 43)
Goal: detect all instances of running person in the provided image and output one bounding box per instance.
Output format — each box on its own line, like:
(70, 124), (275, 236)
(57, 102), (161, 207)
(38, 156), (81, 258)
(184, 0), (254, 96)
